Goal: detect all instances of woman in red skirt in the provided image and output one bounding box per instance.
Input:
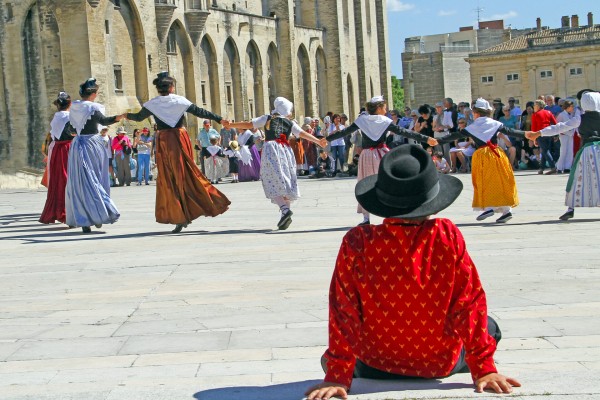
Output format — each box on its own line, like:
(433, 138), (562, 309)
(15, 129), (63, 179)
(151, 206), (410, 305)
(39, 92), (76, 224)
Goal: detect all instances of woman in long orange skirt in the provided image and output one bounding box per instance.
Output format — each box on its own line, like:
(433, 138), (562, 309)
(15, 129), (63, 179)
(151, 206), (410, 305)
(126, 72), (230, 233)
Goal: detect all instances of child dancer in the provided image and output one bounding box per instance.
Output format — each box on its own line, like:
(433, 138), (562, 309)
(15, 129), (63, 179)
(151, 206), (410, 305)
(223, 140), (241, 183)
(202, 136), (228, 184)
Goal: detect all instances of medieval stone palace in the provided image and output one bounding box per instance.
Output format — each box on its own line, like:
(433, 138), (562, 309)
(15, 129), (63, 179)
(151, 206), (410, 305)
(0, 0), (391, 172)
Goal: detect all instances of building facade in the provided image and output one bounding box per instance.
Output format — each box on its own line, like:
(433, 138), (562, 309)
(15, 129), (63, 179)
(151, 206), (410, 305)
(401, 20), (533, 109)
(0, 0), (392, 172)
(467, 14), (600, 106)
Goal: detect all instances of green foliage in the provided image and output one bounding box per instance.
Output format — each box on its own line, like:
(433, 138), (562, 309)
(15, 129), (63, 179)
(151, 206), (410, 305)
(391, 75), (404, 111)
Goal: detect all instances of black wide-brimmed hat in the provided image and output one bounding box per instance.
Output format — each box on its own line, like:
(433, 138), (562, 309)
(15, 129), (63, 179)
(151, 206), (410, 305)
(355, 145), (463, 218)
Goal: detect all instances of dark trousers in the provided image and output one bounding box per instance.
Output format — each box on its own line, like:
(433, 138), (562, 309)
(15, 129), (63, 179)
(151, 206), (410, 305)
(322, 316), (501, 380)
(538, 137), (556, 170)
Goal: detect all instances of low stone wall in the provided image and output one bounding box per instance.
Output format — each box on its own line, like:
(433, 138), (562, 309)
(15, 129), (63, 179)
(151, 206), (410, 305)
(0, 170), (44, 190)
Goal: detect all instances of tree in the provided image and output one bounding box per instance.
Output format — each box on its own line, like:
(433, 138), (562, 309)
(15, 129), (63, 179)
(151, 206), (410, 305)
(391, 75), (404, 112)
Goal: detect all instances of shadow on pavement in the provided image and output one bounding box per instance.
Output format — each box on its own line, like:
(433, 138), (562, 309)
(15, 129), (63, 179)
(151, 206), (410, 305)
(193, 378), (473, 400)
(0, 213), (41, 226)
(457, 218), (600, 228)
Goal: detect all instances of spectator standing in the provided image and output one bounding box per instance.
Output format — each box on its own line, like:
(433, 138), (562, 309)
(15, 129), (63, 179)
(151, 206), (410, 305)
(220, 125), (237, 149)
(531, 99), (558, 174)
(414, 105), (434, 149)
(508, 97), (522, 123)
(433, 101), (453, 165)
(555, 99), (578, 173)
(492, 98), (504, 121)
(499, 106), (519, 167)
(328, 114), (346, 175)
(197, 120), (219, 172)
(399, 107), (413, 128)
(112, 126), (132, 186)
(135, 127), (153, 185)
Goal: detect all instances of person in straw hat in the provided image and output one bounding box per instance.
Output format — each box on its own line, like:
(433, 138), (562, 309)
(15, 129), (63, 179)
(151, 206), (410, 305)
(306, 145), (521, 400)
(325, 96), (438, 226)
(228, 97), (327, 230)
(124, 72), (231, 233)
(223, 140), (241, 183)
(438, 98), (528, 223)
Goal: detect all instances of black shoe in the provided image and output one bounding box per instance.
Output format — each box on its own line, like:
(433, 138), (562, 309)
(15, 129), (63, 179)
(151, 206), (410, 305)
(496, 212), (513, 223)
(277, 210), (293, 229)
(357, 220), (370, 226)
(94, 224), (102, 229)
(172, 224), (184, 233)
(476, 209), (494, 221)
(559, 210), (574, 221)
(279, 217), (292, 230)
(82, 226), (91, 233)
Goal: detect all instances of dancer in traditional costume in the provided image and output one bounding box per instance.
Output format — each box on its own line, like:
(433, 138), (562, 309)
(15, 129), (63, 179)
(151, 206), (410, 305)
(66, 78), (122, 233)
(439, 98), (528, 223)
(40, 92), (76, 224)
(228, 97), (327, 230)
(325, 96), (438, 226)
(529, 91), (600, 221)
(202, 136), (228, 184)
(125, 72), (231, 233)
(237, 129), (261, 181)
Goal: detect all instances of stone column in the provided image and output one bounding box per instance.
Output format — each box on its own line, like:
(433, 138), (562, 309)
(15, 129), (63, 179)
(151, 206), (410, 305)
(585, 60), (598, 90)
(527, 65), (537, 100)
(555, 62), (567, 98)
(375, 0), (392, 108)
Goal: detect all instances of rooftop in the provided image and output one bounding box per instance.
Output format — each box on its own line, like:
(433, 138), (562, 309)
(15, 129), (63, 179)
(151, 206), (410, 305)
(477, 24), (600, 55)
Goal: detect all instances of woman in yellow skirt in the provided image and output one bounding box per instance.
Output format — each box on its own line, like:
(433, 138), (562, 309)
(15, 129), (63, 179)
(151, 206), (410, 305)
(440, 98), (527, 223)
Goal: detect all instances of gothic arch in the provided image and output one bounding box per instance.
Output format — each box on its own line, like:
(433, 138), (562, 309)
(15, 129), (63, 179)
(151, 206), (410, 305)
(104, 0), (149, 105)
(315, 46), (328, 119)
(166, 20), (196, 102)
(245, 40), (264, 117)
(296, 44), (312, 119)
(223, 37), (243, 121)
(199, 34), (221, 117)
(23, 2), (63, 167)
(267, 42), (280, 109)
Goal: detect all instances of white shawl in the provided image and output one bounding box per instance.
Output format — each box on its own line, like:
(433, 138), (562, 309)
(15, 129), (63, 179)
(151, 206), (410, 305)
(354, 114), (392, 141)
(465, 117), (502, 143)
(144, 94), (192, 128)
(69, 101), (105, 134)
(50, 111), (70, 140)
(206, 145), (221, 157)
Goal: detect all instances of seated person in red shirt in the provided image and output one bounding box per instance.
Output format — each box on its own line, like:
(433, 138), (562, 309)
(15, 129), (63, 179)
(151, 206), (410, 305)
(306, 145), (521, 400)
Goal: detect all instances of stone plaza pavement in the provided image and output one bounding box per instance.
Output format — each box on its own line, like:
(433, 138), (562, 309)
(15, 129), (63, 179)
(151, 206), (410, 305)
(0, 171), (599, 400)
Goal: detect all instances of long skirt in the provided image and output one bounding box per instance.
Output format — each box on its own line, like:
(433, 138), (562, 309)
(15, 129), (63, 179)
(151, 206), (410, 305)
(155, 128), (230, 224)
(40, 140), (71, 224)
(304, 140), (318, 168)
(65, 135), (120, 227)
(565, 142), (600, 208)
(260, 140), (298, 203)
(203, 156), (228, 182)
(357, 146), (389, 214)
(238, 145), (261, 181)
(471, 146), (519, 210)
(291, 138), (306, 169)
(41, 141), (55, 188)
(556, 134), (574, 171)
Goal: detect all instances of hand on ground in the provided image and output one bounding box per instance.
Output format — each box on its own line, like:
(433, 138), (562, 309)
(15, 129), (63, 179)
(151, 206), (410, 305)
(475, 372), (521, 394)
(305, 382), (348, 400)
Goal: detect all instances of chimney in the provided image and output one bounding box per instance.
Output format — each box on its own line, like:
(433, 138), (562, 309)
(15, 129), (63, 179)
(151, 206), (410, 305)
(571, 15), (579, 28)
(536, 17), (541, 29)
(589, 12), (594, 26)
(561, 15), (570, 28)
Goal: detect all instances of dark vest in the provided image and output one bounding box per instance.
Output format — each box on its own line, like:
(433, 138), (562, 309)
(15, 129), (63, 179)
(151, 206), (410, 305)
(579, 111), (600, 144)
(264, 116), (295, 141)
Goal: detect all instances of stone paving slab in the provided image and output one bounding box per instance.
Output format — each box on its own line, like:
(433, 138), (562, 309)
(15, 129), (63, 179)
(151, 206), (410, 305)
(0, 172), (599, 399)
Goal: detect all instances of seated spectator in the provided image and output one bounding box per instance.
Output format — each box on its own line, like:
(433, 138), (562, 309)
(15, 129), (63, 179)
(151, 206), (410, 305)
(497, 132), (517, 170)
(347, 153), (360, 176)
(309, 150), (334, 179)
(433, 151), (451, 174)
(306, 145), (521, 400)
(518, 139), (541, 170)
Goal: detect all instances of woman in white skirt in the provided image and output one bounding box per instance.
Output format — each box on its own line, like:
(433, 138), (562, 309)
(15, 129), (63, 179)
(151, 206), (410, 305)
(530, 91), (600, 220)
(325, 96), (438, 225)
(228, 97), (327, 230)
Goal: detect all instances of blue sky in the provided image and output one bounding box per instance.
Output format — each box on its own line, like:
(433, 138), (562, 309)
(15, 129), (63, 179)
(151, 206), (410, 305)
(386, 0), (598, 77)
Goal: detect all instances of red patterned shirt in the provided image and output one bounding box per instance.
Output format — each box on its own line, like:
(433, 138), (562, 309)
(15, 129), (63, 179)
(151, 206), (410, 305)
(324, 218), (497, 389)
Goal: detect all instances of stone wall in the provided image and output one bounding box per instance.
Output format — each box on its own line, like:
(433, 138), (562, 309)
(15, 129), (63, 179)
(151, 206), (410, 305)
(0, 0), (390, 173)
